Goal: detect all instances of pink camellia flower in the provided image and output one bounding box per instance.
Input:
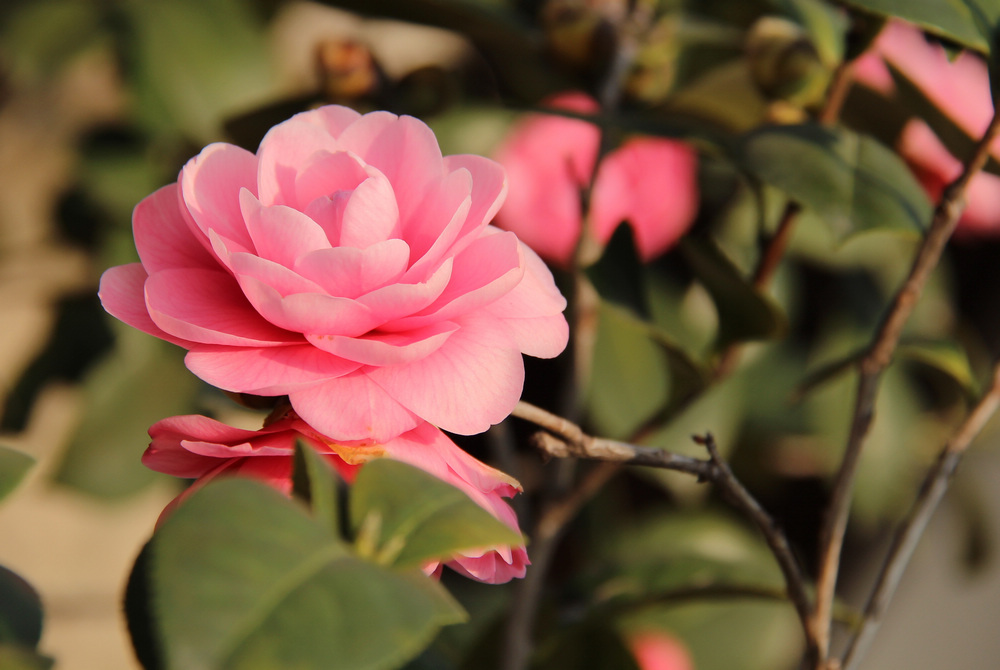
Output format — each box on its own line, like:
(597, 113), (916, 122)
(628, 632), (695, 670)
(144, 413), (529, 583)
(851, 19), (1000, 235)
(99, 105), (569, 442)
(493, 92), (699, 266)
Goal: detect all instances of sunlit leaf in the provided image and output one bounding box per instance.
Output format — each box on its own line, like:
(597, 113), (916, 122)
(840, 0), (1000, 54)
(134, 478), (465, 670)
(291, 440), (340, 535)
(898, 339), (980, 396)
(738, 124), (933, 242)
(0, 448), (34, 503)
(120, 0), (277, 142)
(350, 460), (521, 570)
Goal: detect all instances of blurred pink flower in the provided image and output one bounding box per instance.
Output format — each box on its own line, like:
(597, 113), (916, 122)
(493, 92), (699, 266)
(628, 632), (695, 670)
(99, 105), (569, 443)
(851, 19), (1000, 234)
(144, 414), (529, 583)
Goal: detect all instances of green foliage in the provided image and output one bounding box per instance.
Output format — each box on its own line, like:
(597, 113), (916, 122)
(350, 459), (522, 570)
(840, 0), (1000, 53)
(737, 124), (933, 242)
(0, 447), (34, 503)
(130, 477), (468, 670)
(54, 326), (200, 498)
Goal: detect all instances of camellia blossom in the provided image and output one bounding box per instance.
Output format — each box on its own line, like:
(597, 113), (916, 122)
(99, 105), (569, 442)
(628, 632), (695, 670)
(493, 92), (699, 266)
(143, 414), (529, 583)
(851, 19), (1000, 235)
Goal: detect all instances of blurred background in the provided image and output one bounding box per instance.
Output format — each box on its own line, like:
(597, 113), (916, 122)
(2, 0), (1000, 668)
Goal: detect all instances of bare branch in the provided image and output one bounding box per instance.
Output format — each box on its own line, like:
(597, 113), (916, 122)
(513, 402), (817, 662)
(840, 362), (1000, 670)
(811, 105), (1000, 667)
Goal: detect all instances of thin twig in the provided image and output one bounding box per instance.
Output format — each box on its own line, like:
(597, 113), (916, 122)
(512, 402), (817, 661)
(840, 362), (1000, 670)
(810, 107), (1000, 667)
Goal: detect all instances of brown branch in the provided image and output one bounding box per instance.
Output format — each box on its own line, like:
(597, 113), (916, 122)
(512, 402), (818, 662)
(810, 106), (1000, 667)
(840, 362), (1000, 670)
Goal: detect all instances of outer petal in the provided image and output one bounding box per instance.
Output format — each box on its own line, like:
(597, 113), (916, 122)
(289, 372), (420, 442)
(98, 264), (197, 348)
(184, 344), (361, 394)
(133, 184), (217, 274)
(368, 314), (524, 435)
(144, 268), (296, 346)
(180, 143), (258, 252)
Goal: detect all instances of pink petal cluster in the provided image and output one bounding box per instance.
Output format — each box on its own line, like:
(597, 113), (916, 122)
(493, 92), (699, 267)
(99, 105), (569, 443)
(144, 414), (529, 583)
(628, 632), (695, 670)
(851, 20), (1000, 235)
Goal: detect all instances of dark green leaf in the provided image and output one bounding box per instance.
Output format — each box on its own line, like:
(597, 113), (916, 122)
(144, 478), (465, 670)
(532, 623), (640, 670)
(888, 63), (1000, 177)
(679, 237), (785, 348)
(350, 460), (521, 570)
(585, 225), (649, 319)
(0, 448), (34, 503)
(292, 440), (340, 534)
(54, 327), (200, 498)
(737, 124), (933, 241)
(0, 566), (43, 648)
(840, 0), (1000, 53)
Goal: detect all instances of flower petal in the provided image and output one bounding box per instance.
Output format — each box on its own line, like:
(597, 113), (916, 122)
(338, 173), (401, 248)
(306, 321), (458, 365)
(294, 239), (410, 299)
(133, 184), (216, 274)
(185, 344), (360, 394)
(368, 315), (524, 435)
(145, 268), (296, 346)
(180, 143), (258, 251)
(289, 372), (420, 442)
(98, 264), (196, 348)
(240, 189), (333, 268)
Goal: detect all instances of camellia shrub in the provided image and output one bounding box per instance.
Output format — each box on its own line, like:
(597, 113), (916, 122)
(3, 1), (1000, 670)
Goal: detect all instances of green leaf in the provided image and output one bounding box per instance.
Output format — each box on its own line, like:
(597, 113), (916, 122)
(840, 0), (1000, 54)
(585, 225), (649, 319)
(738, 124), (933, 242)
(350, 460), (521, 570)
(586, 303), (673, 439)
(887, 62), (1000, 177)
(897, 339), (980, 396)
(120, 0), (277, 142)
(0, 447), (34, 503)
(775, 0), (850, 67)
(0, 645), (54, 670)
(142, 478), (465, 670)
(679, 237), (785, 348)
(0, 566), (43, 648)
(291, 440), (340, 535)
(54, 326), (200, 498)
